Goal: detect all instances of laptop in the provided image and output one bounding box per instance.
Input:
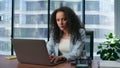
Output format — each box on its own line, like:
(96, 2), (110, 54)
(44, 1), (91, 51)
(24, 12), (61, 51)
(12, 39), (65, 66)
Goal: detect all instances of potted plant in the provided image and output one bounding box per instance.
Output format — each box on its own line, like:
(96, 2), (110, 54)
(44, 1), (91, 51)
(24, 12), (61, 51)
(97, 33), (120, 60)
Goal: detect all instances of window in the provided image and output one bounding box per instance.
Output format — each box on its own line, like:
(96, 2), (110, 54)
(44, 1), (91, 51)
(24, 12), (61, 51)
(0, 0), (12, 55)
(85, 0), (114, 58)
(50, 0), (83, 23)
(0, 0), (48, 55)
(85, 1), (99, 11)
(14, 0), (48, 40)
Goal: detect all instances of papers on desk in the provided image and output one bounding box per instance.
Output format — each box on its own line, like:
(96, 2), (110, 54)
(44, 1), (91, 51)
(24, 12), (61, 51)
(5, 56), (16, 60)
(99, 61), (120, 68)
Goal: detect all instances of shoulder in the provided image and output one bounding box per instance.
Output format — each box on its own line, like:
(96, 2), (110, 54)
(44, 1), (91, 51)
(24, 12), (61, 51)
(79, 28), (86, 34)
(79, 28), (86, 41)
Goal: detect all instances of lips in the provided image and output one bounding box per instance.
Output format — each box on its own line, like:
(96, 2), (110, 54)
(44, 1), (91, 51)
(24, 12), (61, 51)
(60, 26), (64, 28)
(59, 26), (64, 30)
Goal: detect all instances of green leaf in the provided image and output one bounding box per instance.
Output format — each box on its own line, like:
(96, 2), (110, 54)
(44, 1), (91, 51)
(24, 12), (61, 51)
(104, 54), (109, 60)
(106, 41), (111, 44)
(98, 45), (102, 49)
(102, 49), (107, 54)
(110, 44), (115, 48)
(97, 50), (101, 54)
(110, 56), (116, 60)
(114, 38), (119, 43)
(112, 52), (119, 60)
(108, 33), (113, 38)
(116, 43), (120, 48)
(100, 53), (105, 60)
(117, 49), (120, 53)
(108, 49), (112, 53)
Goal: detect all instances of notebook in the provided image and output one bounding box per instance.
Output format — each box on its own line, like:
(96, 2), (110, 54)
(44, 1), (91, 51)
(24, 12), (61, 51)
(12, 39), (65, 66)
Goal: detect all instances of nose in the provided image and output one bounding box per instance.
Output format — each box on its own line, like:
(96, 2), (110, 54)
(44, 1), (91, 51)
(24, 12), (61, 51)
(60, 20), (63, 25)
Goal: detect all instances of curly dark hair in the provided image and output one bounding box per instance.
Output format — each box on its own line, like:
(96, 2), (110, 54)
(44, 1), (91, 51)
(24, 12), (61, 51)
(50, 6), (84, 44)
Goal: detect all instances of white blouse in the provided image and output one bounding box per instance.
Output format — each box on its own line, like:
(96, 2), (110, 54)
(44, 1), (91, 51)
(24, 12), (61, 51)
(59, 39), (70, 55)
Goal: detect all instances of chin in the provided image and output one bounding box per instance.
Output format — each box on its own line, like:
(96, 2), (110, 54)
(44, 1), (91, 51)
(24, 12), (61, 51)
(60, 28), (64, 31)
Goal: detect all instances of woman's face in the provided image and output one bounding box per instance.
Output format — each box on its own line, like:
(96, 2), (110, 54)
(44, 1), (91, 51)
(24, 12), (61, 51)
(56, 11), (68, 31)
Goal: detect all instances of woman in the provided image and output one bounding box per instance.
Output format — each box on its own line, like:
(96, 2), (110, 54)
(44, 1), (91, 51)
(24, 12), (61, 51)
(47, 6), (86, 63)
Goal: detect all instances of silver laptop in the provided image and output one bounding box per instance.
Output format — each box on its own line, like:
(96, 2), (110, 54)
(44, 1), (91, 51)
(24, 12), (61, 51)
(12, 39), (65, 66)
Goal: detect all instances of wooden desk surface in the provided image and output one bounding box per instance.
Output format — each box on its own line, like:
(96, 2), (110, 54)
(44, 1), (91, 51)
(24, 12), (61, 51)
(0, 55), (98, 68)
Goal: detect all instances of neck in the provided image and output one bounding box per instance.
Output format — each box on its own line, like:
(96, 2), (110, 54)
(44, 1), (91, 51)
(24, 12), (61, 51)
(62, 30), (70, 39)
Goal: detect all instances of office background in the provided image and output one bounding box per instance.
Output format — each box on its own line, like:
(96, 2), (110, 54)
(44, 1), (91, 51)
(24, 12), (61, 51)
(0, 0), (118, 59)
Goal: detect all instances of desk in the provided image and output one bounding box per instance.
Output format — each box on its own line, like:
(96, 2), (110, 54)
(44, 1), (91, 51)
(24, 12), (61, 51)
(0, 55), (98, 68)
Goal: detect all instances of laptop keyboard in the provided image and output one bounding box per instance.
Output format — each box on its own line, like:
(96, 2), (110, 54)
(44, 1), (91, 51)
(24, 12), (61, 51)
(50, 60), (65, 65)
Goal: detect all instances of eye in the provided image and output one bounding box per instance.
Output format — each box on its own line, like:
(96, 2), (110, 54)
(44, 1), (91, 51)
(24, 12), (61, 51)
(63, 18), (67, 21)
(56, 19), (60, 22)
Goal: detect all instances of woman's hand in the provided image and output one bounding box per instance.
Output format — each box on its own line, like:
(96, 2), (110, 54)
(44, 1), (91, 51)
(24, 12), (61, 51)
(49, 55), (65, 63)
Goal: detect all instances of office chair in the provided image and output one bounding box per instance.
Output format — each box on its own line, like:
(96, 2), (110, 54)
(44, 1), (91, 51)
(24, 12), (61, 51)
(75, 30), (94, 67)
(83, 30), (94, 60)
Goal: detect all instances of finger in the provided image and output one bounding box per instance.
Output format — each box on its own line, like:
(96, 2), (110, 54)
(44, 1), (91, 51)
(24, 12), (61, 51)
(54, 58), (58, 63)
(49, 55), (53, 57)
(54, 56), (62, 63)
(49, 56), (52, 59)
(50, 57), (56, 62)
(49, 55), (54, 60)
